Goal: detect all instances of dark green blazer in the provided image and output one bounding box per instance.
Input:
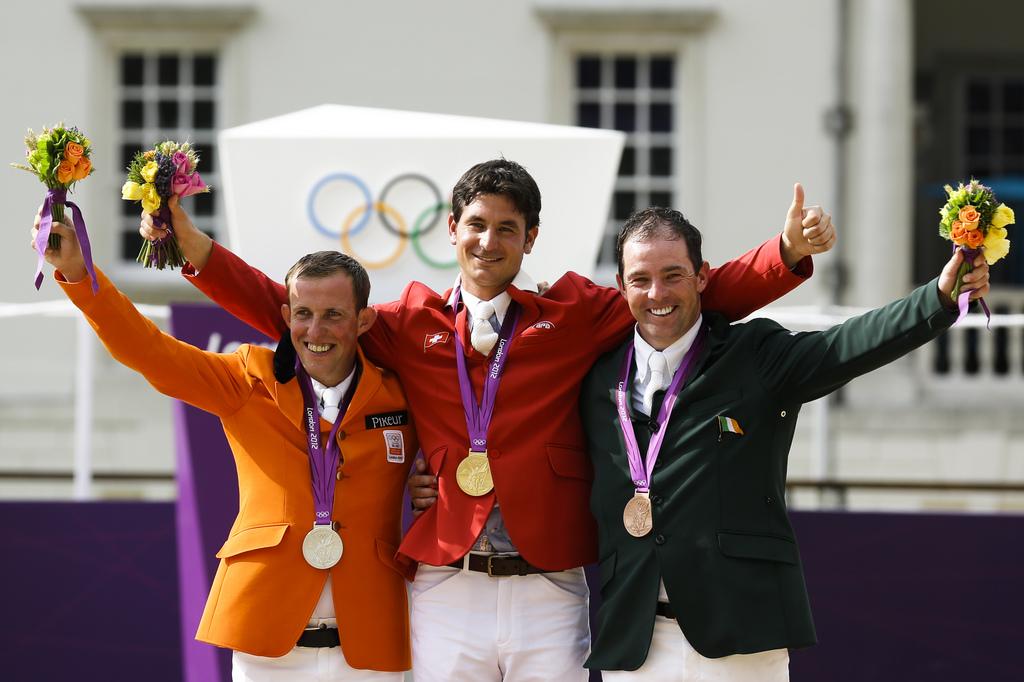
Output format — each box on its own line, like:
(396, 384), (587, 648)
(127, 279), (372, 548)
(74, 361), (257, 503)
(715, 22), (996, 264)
(581, 279), (957, 670)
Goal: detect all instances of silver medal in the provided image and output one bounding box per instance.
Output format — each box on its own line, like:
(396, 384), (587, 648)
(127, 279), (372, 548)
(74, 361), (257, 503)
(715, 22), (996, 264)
(302, 524), (344, 569)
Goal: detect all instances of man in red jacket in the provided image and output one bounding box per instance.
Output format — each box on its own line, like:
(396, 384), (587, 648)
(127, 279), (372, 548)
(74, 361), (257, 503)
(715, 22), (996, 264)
(143, 159), (834, 681)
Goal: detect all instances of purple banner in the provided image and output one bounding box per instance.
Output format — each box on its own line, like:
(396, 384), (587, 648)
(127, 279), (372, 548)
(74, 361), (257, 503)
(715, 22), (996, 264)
(168, 302), (275, 682)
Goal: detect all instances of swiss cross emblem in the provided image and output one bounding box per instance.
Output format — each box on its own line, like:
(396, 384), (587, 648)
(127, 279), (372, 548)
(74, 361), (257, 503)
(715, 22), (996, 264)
(424, 331), (450, 350)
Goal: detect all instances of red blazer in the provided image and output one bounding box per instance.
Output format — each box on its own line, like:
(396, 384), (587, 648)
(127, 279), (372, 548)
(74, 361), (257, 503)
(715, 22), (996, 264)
(185, 238), (810, 572)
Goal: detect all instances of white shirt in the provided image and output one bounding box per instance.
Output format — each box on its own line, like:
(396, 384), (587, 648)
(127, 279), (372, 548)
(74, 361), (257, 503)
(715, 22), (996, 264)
(307, 365), (356, 621)
(631, 314), (703, 416)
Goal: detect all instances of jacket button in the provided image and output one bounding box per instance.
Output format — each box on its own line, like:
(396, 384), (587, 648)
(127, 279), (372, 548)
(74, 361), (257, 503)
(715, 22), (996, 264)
(647, 419), (659, 432)
(655, 534), (666, 545)
(765, 495), (775, 505)
(652, 494), (663, 506)
(779, 410), (787, 418)
(337, 431), (346, 440)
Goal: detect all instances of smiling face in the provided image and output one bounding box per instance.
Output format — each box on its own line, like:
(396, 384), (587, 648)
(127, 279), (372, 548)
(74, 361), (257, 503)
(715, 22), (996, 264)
(448, 193), (539, 300)
(616, 232), (709, 351)
(280, 271), (376, 387)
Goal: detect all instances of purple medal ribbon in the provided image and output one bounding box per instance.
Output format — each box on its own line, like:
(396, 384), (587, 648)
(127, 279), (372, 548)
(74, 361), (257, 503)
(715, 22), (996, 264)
(295, 357), (358, 525)
(615, 323), (707, 493)
(952, 245), (992, 329)
(452, 289), (521, 454)
(35, 188), (99, 294)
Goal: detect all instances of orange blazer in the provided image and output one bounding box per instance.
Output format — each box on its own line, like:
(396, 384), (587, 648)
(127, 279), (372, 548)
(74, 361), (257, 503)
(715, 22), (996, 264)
(62, 269), (418, 670)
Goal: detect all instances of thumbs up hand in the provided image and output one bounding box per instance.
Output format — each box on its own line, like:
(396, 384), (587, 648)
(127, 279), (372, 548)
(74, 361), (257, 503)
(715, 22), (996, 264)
(781, 182), (836, 269)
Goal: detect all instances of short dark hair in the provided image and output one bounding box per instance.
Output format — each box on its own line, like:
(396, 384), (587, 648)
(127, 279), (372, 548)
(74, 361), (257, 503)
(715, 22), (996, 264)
(284, 251), (371, 310)
(615, 207), (703, 276)
(451, 159), (542, 230)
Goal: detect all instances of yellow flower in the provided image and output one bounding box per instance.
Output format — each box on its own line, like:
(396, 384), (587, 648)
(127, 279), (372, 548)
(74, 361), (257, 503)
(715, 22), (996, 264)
(982, 226), (1010, 265)
(141, 161), (159, 183)
(991, 203), (1015, 229)
(141, 183), (162, 214)
(121, 181), (143, 200)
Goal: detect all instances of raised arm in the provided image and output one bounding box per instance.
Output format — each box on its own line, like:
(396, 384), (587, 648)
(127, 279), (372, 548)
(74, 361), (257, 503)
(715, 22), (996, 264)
(38, 217), (254, 416)
(702, 182), (835, 321)
(141, 197), (289, 339)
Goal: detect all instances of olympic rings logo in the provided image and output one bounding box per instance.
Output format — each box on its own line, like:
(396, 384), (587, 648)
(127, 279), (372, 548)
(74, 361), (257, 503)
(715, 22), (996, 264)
(306, 172), (457, 270)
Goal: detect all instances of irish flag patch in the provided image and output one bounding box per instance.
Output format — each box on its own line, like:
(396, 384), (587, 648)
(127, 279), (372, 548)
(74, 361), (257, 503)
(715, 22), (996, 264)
(718, 416), (744, 436)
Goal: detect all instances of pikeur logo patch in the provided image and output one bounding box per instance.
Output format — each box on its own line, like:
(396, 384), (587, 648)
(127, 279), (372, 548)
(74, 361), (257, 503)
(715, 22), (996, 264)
(365, 410), (409, 430)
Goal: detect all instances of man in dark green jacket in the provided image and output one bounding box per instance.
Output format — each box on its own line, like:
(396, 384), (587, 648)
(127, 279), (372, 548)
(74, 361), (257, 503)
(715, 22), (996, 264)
(582, 207), (990, 681)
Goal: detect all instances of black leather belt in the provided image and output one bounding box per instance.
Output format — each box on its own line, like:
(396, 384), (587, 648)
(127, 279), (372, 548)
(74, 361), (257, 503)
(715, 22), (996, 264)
(297, 624), (340, 648)
(656, 601), (676, 620)
(447, 553), (549, 577)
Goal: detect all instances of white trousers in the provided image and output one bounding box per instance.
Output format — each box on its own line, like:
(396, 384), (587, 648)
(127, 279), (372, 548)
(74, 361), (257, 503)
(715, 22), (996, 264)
(232, 618), (404, 682)
(410, 563), (591, 682)
(601, 615), (789, 682)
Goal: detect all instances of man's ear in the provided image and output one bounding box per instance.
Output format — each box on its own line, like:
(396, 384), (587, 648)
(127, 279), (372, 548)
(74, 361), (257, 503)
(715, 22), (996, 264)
(356, 306), (377, 336)
(523, 225), (539, 254)
(695, 262), (710, 294)
(448, 213), (458, 246)
(615, 273), (627, 297)
(280, 303), (291, 328)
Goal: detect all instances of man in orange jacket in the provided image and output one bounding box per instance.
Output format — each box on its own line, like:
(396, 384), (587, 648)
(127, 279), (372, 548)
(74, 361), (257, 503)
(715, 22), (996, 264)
(36, 216), (417, 681)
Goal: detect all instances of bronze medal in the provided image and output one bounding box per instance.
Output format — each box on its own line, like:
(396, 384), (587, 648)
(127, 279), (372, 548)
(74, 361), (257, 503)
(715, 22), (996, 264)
(302, 524), (344, 569)
(623, 492), (653, 537)
(456, 450), (494, 496)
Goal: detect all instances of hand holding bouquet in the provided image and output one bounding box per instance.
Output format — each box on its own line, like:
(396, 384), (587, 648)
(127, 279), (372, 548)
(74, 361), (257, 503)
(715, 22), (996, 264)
(12, 124), (97, 292)
(938, 179), (1014, 322)
(122, 141), (209, 270)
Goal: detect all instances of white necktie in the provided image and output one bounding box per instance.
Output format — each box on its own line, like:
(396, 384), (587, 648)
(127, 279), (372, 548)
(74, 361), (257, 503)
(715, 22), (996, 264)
(642, 351), (669, 416)
(470, 300), (499, 356)
(321, 386), (343, 424)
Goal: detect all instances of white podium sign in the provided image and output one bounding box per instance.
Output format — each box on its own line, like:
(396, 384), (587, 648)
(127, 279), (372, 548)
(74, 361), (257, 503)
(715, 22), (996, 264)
(218, 105), (623, 302)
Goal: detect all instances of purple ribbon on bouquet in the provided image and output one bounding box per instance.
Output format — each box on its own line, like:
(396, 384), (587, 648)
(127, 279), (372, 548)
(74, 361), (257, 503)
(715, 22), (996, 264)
(953, 245), (991, 328)
(34, 188), (98, 294)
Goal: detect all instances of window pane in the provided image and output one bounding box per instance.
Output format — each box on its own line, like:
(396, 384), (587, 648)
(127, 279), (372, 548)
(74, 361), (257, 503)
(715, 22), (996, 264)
(121, 54), (145, 86)
(1004, 127), (1024, 155)
(614, 190), (636, 220)
(193, 144), (215, 173)
(577, 56), (601, 88)
(121, 100), (144, 129)
(193, 100), (215, 129)
(618, 147), (636, 177)
(193, 54), (217, 86)
(577, 102), (601, 128)
(650, 103), (673, 132)
(614, 57), (637, 89)
(967, 126), (990, 154)
(650, 147), (672, 176)
(1004, 81), (1024, 114)
(121, 143), (138, 170)
(158, 54), (180, 86)
(967, 80), (991, 114)
(158, 100), (180, 128)
(121, 232), (139, 261)
(650, 191), (672, 208)
(187, 191), (215, 216)
(650, 57), (674, 89)
(614, 103), (636, 132)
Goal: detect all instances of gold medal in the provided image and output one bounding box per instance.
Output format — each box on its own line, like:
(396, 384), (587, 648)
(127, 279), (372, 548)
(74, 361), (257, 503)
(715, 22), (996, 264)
(302, 524), (344, 569)
(623, 492), (653, 537)
(456, 450), (494, 496)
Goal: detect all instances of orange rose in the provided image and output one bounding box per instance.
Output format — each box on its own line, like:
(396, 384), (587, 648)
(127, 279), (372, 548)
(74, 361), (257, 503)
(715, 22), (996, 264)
(950, 221), (968, 245)
(64, 141), (84, 164)
(72, 155), (91, 181)
(958, 205), (980, 224)
(56, 159), (75, 184)
(964, 229), (984, 248)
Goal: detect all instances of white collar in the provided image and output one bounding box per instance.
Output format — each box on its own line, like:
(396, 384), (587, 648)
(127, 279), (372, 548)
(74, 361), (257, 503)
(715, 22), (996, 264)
(446, 270), (539, 324)
(310, 365), (357, 404)
(633, 314), (703, 382)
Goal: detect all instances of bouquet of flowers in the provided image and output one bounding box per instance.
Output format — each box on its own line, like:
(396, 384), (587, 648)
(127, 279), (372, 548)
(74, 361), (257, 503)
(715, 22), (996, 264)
(12, 124), (98, 292)
(122, 140), (209, 270)
(938, 179), (1014, 320)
